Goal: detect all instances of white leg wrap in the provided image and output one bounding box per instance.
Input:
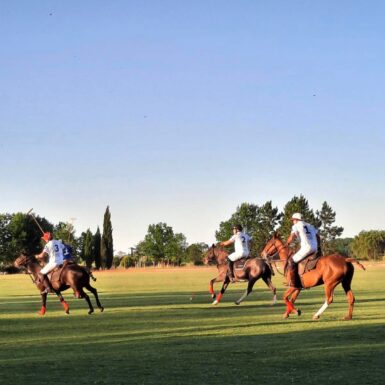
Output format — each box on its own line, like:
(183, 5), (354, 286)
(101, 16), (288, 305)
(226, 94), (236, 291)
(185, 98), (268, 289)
(315, 301), (329, 317)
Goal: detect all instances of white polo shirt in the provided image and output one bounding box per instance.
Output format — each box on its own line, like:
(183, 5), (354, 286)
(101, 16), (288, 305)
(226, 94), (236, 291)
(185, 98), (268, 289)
(43, 240), (65, 264)
(291, 221), (318, 249)
(230, 231), (252, 255)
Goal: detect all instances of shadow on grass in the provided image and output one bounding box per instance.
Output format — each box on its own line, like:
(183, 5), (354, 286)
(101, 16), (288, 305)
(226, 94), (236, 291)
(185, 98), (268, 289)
(1, 318), (384, 385)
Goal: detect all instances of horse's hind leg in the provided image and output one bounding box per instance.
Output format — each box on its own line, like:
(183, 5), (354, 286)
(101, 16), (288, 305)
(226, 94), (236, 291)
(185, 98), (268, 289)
(77, 288), (94, 315)
(313, 281), (339, 320)
(85, 283), (104, 312)
(54, 291), (69, 314)
(212, 276), (230, 305)
(262, 276), (277, 305)
(342, 274), (355, 321)
(235, 278), (257, 305)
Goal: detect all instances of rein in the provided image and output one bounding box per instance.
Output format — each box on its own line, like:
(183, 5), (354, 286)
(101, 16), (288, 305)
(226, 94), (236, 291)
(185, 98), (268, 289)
(264, 240), (291, 276)
(208, 247), (228, 267)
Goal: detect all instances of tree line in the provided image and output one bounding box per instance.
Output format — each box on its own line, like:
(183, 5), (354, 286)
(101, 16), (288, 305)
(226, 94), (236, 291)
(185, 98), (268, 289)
(1, 195), (384, 270)
(0, 206), (114, 270)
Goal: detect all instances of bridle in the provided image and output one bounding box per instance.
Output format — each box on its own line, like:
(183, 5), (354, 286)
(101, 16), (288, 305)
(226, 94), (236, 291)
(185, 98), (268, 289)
(262, 239), (289, 276)
(207, 246), (228, 267)
(262, 239), (287, 260)
(15, 255), (39, 284)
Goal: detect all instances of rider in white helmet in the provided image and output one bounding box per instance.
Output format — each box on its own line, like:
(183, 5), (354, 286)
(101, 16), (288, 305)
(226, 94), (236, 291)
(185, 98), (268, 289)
(286, 213), (319, 287)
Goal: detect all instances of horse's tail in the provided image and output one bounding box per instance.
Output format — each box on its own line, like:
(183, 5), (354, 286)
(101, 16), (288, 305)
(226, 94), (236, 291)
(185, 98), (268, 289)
(345, 258), (366, 271)
(84, 267), (97, 281)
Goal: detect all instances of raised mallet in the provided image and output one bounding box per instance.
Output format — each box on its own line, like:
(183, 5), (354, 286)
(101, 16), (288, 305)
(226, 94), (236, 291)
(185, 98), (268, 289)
(26, 208), (45, 235)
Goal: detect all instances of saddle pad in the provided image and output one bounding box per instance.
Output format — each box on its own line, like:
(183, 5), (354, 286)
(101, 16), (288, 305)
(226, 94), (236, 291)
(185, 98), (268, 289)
(234, 258), (248, 270)
(298, 253), (319, 276)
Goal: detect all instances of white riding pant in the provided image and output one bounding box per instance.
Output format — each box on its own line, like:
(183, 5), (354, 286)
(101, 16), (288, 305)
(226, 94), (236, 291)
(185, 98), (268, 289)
(292, 245), (317, 263)
(228, 251), (249, 262)
(40, 261), (59, 275)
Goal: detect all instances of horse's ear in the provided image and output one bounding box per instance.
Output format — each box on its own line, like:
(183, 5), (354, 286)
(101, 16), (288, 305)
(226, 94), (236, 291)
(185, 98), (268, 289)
(211, 243), (216, 248)
(273, 231), (280, 239)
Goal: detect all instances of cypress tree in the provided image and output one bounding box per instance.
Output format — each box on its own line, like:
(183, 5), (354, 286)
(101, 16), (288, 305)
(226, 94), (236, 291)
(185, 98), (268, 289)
(83, 229), (94, 269)
(101, 206), (114, 269)
(93, 226), (102, 270)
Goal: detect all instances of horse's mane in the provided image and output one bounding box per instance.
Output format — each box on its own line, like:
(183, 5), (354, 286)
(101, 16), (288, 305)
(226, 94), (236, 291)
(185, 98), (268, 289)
(14, 253), (39, 268)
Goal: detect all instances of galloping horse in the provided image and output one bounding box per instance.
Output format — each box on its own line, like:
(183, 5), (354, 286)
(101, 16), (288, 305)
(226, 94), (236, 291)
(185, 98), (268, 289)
(203, 244), (277, 306)
(14, 253), (104, 315)
(261, 234), (365, 320)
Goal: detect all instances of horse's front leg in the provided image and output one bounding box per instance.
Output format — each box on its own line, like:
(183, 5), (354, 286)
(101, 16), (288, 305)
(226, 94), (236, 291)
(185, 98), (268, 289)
(283, 288), (302, 318)
(209, 270), (225, 300)
(235, 278), (256, 305)
(212, 276), (230, 305)
(209, 277), (218, 300)
(39, 292), (47, 315)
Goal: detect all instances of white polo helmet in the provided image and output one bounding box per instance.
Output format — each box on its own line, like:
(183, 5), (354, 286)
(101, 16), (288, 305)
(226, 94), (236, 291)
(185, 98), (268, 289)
(291, 212), (303, 221)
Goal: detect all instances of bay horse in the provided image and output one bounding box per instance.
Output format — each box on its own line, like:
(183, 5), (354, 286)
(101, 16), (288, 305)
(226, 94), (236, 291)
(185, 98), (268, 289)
(14, 253), (104, 315)
(203, 244), (277, 306)
(261, 234), (365, 320)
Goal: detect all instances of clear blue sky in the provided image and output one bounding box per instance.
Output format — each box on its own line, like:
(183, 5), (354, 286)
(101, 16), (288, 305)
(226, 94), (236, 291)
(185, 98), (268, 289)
(1, 1), (384, 252)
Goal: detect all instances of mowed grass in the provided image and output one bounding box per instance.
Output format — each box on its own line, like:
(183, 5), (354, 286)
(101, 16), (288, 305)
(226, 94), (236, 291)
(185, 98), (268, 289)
(0, 265), (384, 385)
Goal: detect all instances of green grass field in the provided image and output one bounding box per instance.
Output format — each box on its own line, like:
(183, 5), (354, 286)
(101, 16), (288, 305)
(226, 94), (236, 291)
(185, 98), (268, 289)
(0, 265), (384, 385)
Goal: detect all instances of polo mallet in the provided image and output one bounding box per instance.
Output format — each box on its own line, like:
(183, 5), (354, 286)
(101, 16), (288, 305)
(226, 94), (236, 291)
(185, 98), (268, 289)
(26, 208), (45, 235)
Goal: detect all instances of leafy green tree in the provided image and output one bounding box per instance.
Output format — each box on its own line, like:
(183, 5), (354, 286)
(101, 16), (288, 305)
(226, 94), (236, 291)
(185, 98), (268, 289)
(138, 223), (186, 266)
(93, 227), (102, 270)
(53, 222), (76, 243)
(279, 195), (319, 239)
(185, 243), (209, 265)
(101, 206), (114, 269)
(0, 214), (13, 266)
(316, 202), (344, 254)
(333, 238), (353, 256)
(167, 232), (187, 265)
(252, 201), (282, 253)
(350, 231), (385, 260)
(215, 203), (259, 242)
(7, 213), (53, 258)
(215, 202), (282, 255)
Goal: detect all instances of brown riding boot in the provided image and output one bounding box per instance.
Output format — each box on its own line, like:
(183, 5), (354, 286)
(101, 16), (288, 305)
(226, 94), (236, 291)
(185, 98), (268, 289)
(228, 261), (235, 282)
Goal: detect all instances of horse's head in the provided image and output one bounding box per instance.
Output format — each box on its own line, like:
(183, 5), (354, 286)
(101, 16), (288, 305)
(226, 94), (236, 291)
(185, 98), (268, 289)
(261, 232), (287, 261)
(203, 244), (228, 265)
(14, 253), (35, 269)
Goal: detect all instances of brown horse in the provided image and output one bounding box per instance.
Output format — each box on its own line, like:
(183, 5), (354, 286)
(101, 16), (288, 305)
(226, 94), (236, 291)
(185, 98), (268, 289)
(261, 234), (365, 320)
(203, 244), (277, 306)
(14, 253), (104, 315)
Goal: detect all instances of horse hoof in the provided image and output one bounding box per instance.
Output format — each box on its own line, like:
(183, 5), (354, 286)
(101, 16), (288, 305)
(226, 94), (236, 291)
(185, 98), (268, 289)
(100, 307), (104, 312)
(212, 300), (219, 306)
(282, 313), (289, 319)
(234, 301), (240, 306)
(297, 309), (302, 317)
(312, 315), (320, 321)
(88, 310), (94, 315)
(343, 316), (352, 321)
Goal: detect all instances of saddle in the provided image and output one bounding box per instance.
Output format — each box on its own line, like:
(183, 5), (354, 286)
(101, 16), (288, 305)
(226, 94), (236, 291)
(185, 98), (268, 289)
(46, 263), (70, 290)
(234, 257), (250, 270)
(298, 252), (320, 276)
